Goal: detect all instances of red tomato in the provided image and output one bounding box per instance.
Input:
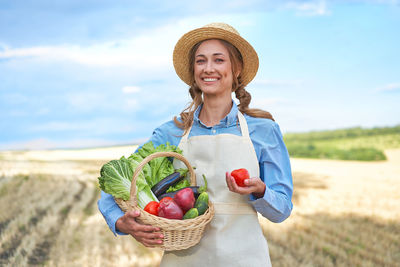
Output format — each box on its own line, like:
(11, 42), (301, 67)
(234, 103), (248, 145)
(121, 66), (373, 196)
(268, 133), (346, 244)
(231, 168), (250, 187)
(144, 201), (159, 216)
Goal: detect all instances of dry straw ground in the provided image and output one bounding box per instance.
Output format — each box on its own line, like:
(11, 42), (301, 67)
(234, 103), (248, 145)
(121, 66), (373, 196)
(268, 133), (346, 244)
(0, 146), (399, 266)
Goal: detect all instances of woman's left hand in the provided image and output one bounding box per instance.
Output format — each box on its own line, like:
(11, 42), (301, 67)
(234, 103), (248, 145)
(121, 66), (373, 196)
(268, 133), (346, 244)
(225, 172), (266, 198)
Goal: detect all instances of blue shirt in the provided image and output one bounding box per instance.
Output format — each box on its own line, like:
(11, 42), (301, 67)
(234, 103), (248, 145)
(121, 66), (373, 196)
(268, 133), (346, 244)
(98, 102), (293, 235)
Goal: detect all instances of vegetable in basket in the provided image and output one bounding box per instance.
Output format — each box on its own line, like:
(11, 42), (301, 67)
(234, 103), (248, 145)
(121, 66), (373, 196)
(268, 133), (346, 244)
(158, 197), (184, 220)
(98, 156), (158, 208)
(130, 141), (183, 188)
(157, 174), (208, 200)
(173, 187), (195, 213)
(195, 192), (209, 215)
(183, 208), (199, 220)
(151, 168), (189, 197)
(144, 201), (159, 216)
(98, 141), (183, 209)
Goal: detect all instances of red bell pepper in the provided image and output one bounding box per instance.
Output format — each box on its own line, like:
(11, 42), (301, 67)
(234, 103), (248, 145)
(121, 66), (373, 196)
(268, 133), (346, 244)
(231, 168), (250, 187)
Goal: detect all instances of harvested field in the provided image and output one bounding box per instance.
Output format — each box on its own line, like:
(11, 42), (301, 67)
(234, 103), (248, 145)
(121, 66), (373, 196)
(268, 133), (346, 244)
(0, 146), (399, 266)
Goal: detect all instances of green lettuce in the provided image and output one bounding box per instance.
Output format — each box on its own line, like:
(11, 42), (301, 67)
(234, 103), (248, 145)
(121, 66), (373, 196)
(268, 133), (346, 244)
(98, 156), (157, 208)
(129, 141), (182, 188)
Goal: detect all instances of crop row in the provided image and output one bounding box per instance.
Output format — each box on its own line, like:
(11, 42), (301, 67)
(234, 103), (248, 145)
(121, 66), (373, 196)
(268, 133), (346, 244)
(261, 212), (399, 267)
(0, 174), (86, 266)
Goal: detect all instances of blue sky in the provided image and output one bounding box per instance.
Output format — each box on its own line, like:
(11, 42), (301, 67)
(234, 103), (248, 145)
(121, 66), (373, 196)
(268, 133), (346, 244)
(1, 0), (399, 150)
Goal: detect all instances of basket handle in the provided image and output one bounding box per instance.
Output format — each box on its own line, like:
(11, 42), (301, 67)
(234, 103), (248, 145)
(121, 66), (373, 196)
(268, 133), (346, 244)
(129, 151), (196, 207)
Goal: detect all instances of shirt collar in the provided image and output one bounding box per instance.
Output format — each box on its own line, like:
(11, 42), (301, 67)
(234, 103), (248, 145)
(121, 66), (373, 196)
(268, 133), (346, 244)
(193, 100), (239, 128)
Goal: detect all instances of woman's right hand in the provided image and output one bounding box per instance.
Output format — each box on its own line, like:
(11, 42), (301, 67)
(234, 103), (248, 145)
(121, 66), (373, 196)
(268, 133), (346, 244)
(115, 210), (163, 248)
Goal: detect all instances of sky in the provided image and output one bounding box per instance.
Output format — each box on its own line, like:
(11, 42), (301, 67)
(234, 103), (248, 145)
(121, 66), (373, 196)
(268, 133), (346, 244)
(1, 0), (399, 150)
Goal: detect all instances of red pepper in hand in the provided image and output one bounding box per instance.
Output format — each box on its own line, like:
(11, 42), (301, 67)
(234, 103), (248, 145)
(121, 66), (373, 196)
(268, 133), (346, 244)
(144, 201), (159, 216)
(231, 168), (250, 187)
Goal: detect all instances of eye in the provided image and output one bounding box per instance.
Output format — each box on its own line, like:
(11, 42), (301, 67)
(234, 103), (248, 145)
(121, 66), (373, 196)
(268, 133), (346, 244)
(196, 59), (205, 64)
(215, 58), (224, 63)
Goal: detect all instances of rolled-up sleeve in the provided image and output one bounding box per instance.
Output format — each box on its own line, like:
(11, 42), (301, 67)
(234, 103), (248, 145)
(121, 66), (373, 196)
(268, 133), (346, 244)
(97, 191), (127, 236)
(250, 122), (293, 223)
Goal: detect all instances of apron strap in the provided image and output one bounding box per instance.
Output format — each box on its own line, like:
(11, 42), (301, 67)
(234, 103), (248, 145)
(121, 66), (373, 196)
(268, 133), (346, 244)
(180, 110), (250, 141)
(237, 111), (250, 138)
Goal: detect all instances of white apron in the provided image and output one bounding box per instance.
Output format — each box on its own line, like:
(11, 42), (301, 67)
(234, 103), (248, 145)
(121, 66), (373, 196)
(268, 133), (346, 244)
(160, 111), (271, 267)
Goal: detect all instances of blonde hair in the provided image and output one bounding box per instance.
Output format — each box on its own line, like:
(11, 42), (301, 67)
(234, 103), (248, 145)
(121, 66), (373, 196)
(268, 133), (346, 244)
(174, 39), (274, 134)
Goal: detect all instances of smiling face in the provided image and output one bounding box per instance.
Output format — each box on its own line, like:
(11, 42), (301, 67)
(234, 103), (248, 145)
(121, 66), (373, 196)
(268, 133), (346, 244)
(193, 39), (235, 97)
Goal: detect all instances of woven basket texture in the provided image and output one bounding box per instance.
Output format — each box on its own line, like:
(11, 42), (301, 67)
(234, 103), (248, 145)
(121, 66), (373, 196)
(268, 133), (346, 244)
(115, 151), (214, 251)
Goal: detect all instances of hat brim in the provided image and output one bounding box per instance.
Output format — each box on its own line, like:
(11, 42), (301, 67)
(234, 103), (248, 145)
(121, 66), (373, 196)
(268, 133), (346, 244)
(173, 26), (259, 87)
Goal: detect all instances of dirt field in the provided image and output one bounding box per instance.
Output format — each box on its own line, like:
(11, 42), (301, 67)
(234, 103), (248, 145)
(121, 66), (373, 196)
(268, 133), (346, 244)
(0, 146), (399, 266)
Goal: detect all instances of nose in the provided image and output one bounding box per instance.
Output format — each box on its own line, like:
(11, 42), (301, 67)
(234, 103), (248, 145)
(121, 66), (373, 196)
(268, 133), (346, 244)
(204, 61), (214, 73)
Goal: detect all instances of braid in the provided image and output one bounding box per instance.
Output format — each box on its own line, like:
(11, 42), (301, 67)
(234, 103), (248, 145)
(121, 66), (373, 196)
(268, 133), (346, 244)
(235, 87), (251, 113)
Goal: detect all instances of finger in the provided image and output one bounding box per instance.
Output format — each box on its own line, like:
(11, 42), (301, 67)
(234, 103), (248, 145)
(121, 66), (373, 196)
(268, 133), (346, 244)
(133, 222), (161, 233)
(231, 178), (253, 195)
(125, 210), (140, 219)
(233, 186), (250, 195)
(127, 211), (161, 232)
(134, 230), (164, 240)
(225, 172), (234, 191)
(228, 175), (238, 192)
(142, 238), (163, 247)
(244, 178), (255, 187)
(244, 178), (264, 193)
(244, 177), (260, 186)
(138, 233), (164, 246)
(229, 175), (240, 190)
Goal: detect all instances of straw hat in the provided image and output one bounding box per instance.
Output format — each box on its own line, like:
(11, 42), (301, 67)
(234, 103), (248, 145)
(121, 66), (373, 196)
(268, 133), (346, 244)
(173, 22), (259, 87)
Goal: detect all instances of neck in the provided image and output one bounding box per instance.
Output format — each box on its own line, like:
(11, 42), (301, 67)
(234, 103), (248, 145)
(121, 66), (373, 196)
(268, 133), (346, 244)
(200, 93), (233, 127)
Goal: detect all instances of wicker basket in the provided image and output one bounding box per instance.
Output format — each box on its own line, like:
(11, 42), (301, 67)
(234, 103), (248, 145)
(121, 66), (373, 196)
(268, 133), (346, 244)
(115, 151), (214, 251)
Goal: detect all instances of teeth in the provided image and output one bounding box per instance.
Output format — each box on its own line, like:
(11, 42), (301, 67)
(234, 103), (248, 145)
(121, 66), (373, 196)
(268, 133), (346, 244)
(203, 78), (218, 82)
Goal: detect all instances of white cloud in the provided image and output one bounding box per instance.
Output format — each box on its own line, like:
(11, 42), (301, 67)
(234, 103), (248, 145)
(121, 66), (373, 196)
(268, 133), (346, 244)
(377, 82), (400, 92)
(122, 86), (141, 94)
(285, 0), (330, 16)
(0, 138), (130, 151)
(0, 41), (169, 68)
(0, 23), (183, 70)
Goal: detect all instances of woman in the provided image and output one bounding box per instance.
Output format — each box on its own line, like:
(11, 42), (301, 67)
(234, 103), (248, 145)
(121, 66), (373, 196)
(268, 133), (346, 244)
(98, 22), (293, 266)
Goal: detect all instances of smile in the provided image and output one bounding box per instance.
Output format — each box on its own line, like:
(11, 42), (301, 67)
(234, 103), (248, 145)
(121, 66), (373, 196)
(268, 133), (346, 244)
(203, 78), (218, 82)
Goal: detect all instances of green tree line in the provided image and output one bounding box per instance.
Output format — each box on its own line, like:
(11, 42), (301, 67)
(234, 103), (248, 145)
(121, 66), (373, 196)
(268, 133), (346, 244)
(283, 125), (400, 161)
